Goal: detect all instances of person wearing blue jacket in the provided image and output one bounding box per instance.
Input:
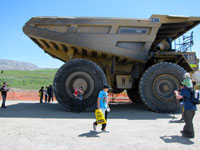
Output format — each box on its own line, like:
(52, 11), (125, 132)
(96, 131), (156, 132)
(175, 84), (197, 138)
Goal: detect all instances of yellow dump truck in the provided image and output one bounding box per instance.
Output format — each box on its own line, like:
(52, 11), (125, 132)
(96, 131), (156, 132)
(23, 15), (200, 112)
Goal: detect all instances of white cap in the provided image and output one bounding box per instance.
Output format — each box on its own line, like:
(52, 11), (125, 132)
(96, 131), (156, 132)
(184, 72), (191, 78)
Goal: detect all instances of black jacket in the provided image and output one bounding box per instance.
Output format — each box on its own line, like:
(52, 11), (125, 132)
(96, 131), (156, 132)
(1, 86), (8, 96)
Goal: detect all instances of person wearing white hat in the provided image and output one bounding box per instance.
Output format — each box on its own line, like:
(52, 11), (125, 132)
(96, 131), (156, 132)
(182, 72), (193, 89)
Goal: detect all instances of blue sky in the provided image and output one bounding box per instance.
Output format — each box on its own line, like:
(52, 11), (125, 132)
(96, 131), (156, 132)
(0, 0), (200, 68)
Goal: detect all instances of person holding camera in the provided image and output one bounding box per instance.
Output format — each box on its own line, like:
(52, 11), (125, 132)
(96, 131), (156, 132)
(174, 83), (197, 138)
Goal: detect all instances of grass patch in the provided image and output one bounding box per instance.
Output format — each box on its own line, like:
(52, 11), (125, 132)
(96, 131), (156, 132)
(0, 69), (57, 90)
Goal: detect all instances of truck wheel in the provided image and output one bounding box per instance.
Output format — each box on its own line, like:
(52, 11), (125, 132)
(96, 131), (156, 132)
(53, 59), (107, 111)
(127, 88), (142, 103)
(139, 62), (185, 113)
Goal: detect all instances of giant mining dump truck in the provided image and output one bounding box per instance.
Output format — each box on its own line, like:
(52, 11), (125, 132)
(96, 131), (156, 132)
(23, 15), (200, 113)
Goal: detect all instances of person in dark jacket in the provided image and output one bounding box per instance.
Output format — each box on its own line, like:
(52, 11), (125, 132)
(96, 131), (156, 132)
(39, 86), (44, 103)
(47, 85), (53, 103)
(175, 84), (197, 138)
(1, 82), (9, 108)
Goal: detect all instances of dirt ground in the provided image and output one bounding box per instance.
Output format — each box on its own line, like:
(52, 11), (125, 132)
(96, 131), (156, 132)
(0, 89), (130, 102)
(0, 100), (199, 150)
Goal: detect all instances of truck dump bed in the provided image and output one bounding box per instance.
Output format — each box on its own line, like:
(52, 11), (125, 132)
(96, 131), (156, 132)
(23, 15), (200, 62)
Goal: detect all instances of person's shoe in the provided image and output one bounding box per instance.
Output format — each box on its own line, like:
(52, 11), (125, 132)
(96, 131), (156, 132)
(102, 129), (109, 133)
(93, 123), (97, 131)
(182, 134), (194, 138)
(181, 131), (194, 138)
(180, 130), (184, 134)
(1, 106), (6, 108)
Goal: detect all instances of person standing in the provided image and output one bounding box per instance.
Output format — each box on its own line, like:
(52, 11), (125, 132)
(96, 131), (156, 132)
(75, 87), (84, 113)
(174, 84), (197, 138)
(47, 85), (53, 103)
(39, 86), (44, 103)
(93, 85), (110, 132)
(0, 82), (9, 108)
(44, 86), (48, 103)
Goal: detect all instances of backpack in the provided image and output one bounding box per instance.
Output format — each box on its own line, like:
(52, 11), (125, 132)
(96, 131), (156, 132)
(191, 90), (200, 105)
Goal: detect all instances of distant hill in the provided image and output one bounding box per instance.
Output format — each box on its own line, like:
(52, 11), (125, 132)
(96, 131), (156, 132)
(0, 59), (39, 71)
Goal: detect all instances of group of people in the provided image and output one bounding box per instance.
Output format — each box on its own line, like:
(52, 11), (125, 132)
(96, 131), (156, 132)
(94, 73), (199, 136)
(174, 72), (198, 138)
(39, 85), (54, 103)
(0, 72), (198, 137)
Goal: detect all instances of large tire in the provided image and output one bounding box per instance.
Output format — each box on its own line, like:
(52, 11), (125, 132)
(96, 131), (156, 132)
(127, 88), (142, 103)
(53, 59), (107, 111)
(139, 62), (186, 113)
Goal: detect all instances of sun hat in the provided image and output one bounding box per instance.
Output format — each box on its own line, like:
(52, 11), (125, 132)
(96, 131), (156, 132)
(184, 72), (191, 78)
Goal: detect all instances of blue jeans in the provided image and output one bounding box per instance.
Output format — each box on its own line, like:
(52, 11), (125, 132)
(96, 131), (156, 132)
(1, 94), (6, 107)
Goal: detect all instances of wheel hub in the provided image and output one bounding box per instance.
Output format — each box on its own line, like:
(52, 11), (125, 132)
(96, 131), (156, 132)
(65, 71), (94, 99)
(153, 74), (179, 101)
(71, 78), (88, 91)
